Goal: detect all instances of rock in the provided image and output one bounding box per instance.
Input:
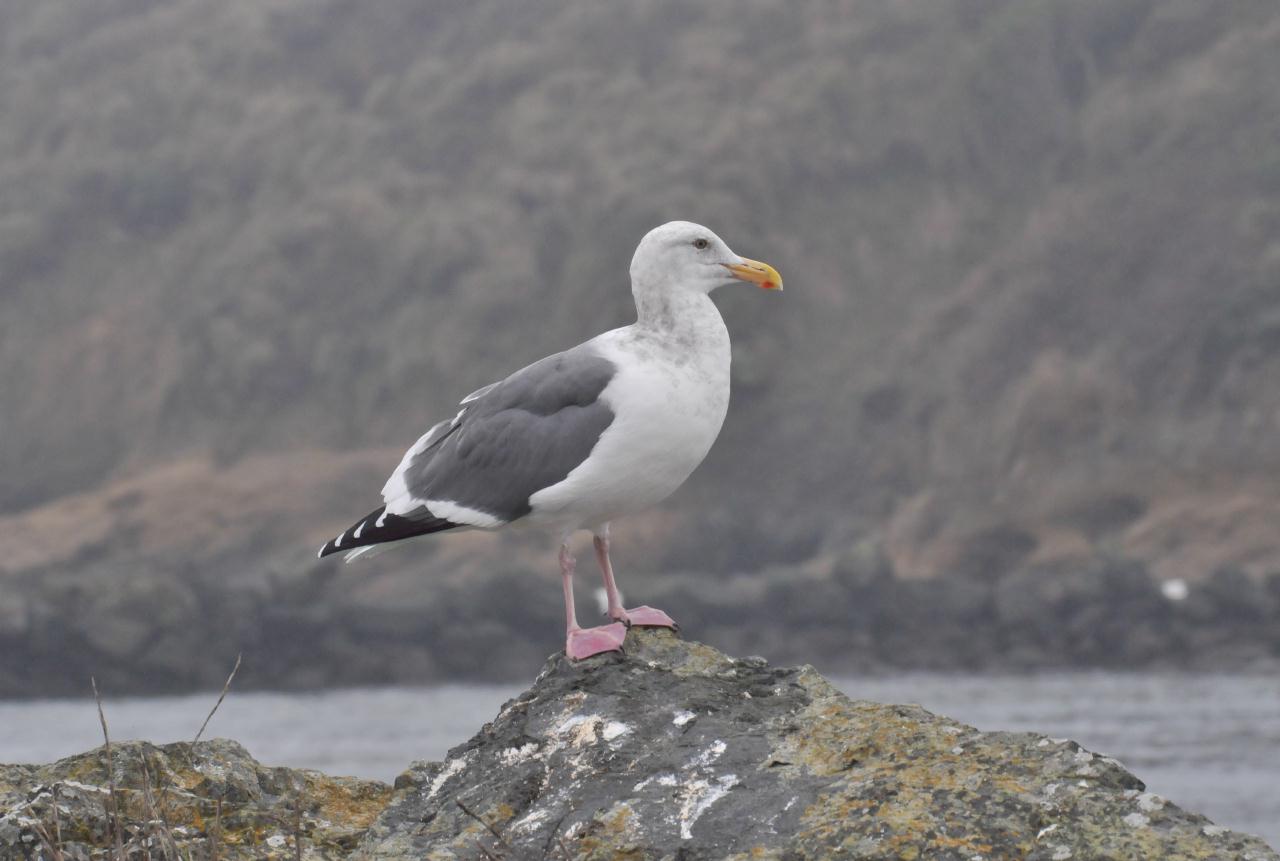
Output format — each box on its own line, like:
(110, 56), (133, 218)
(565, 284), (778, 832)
(356, 629), (1276, 860)
(0, 738), (390, 860)
(2, 630), (1275, 860)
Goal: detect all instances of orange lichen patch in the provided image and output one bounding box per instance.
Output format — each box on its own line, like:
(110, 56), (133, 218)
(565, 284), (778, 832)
(795, 781), (1027, 861)
(168, 765), (210, 793)
(616, 627), (736, 676)
(63, 755), (107, 785)
(773, 675), (1052, 859)
(573, 803), (647, 861)
(722, 848), (783, 860)
(772, 672), (976, 781)
(301, 772), (393, 830)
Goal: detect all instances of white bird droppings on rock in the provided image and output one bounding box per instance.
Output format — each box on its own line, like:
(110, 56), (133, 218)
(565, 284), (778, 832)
(602, 720), (631, 742)
(672, 710), (696, 727)
(424, 755), (469, 801)
(553, 714), (631, 746)
(555, 714), (603, 747)
(678, 774), (738, 840)
(499, 742), (540, 766)
(688, 739), (727, 769)
(511, 807), (551, 834)
(633, 773), (680, 792)
(60, 780), (108, 795)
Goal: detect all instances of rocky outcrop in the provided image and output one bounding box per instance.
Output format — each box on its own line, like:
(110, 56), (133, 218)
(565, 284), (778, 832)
(0, 738), (390, 860)
(3, 630), (1275, 860)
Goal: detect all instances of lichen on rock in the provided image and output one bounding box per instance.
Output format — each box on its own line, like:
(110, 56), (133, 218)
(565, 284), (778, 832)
(355, 629), (1277, 860)
(2, 629), (1275, 860)
(0, 738), (390, 859)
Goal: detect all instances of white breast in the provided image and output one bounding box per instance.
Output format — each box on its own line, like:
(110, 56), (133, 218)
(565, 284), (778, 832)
(528, 307), (731, 533)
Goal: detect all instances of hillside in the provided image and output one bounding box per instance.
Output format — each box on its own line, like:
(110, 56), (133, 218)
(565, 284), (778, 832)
(2, 0), (1279, 691)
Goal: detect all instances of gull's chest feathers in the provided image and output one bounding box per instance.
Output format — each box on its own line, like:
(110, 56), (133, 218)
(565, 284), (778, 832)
(526, 316), (731, 529)
(606, 326), (731, 453)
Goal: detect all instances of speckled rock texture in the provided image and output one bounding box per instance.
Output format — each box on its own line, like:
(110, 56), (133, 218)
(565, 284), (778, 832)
(0, 737), (390, 859)
(2, 630), (1275, 860)
(357, 629), (1276, 860)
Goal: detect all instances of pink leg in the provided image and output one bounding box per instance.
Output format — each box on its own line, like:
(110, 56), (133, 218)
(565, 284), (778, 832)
(593, 532), (678, 630)
(561, 542), (627, 660)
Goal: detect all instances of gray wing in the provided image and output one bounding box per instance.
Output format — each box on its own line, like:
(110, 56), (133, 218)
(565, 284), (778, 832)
(380, 344), (617, 526)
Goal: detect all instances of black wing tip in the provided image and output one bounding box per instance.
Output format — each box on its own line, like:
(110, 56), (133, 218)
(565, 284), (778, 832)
(316, 505), (462, 561)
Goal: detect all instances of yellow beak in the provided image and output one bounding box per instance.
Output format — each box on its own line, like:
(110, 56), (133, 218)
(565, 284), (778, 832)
(723, 258), (783, 291)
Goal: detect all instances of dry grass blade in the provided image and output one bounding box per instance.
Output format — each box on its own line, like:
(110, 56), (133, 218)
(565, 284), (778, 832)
(27, 814), (64, 861)
(455, 798), (535, 860)
(51, 784), (64, 857)
(139, 754), (181, 860)
(92, 677), (127, 861)
(455, 799), (508, 846)
(293, 792), (303, 861)
(193, 653), (241, 745)
(210, 798), (222, 861)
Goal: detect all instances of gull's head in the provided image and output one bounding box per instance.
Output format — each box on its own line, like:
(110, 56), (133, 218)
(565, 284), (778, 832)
(630, 221), (783, 296)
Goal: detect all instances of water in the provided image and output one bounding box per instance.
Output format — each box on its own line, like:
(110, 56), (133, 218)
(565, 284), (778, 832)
(1, 673), (1276, 849)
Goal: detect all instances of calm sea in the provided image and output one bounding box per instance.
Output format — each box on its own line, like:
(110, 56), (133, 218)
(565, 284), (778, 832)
(1, 673), (1276, 849)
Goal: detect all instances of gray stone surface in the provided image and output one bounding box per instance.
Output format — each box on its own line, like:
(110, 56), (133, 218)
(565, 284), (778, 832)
(356, 629), (1277, 860)
(2, 630), (1275, 859)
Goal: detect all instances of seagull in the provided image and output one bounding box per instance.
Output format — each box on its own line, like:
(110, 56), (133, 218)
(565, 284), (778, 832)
(318, 221), (782, 660)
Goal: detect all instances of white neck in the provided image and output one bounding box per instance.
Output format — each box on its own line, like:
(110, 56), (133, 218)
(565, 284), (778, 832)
(635, 285), (695, 327)
(633, 288), (728, 350)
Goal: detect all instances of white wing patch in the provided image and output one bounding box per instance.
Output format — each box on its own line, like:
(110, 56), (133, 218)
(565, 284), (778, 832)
(423, 499), (505, 528)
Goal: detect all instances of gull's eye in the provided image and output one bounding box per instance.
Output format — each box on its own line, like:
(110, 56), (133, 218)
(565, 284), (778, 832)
(692, 238), (709, 250)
